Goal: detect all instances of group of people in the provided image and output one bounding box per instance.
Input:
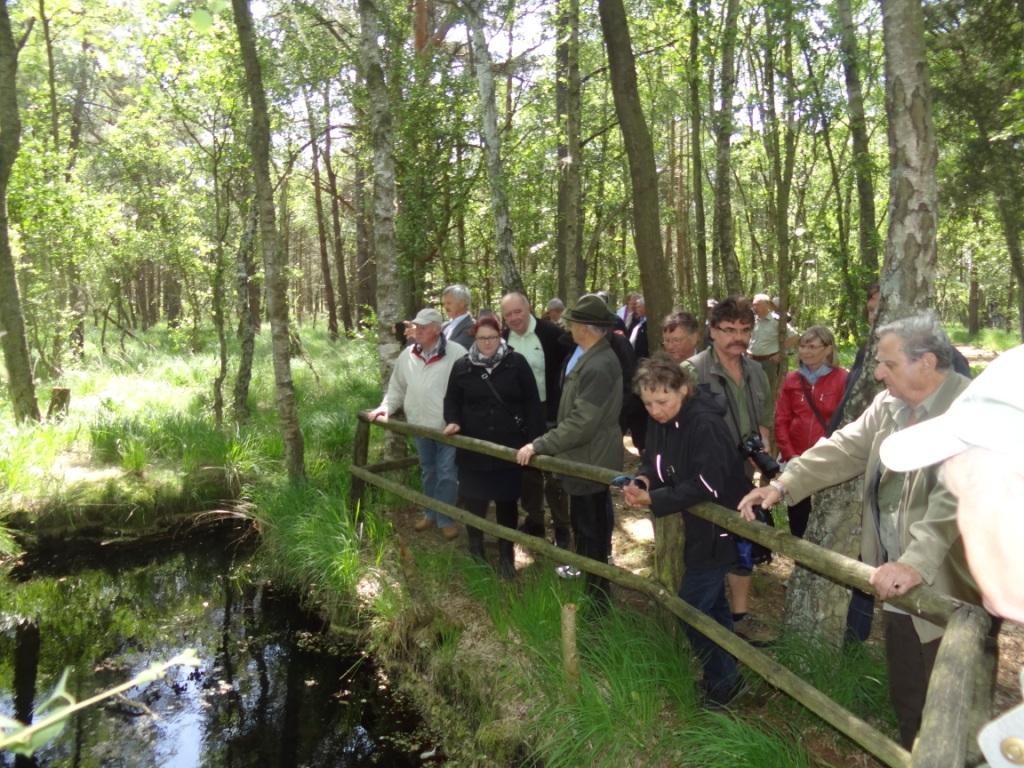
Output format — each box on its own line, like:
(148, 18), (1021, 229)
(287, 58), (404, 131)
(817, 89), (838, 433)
(369, 282), (1023, 751)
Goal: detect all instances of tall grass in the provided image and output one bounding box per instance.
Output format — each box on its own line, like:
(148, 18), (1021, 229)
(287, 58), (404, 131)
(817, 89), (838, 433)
(410, 548), (812, 767)
(946, 323), (1020, 352)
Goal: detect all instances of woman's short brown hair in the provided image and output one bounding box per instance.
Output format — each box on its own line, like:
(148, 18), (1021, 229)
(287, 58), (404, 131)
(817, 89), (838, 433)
(800, 325), (836, 365)
(633, 352), (696, 394)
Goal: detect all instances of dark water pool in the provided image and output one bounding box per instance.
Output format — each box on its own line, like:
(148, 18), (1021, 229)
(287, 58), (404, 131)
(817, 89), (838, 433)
(0, 524), (443, 767)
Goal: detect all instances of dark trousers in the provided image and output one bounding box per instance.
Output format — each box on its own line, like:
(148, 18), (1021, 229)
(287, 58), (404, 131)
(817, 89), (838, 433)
(787, 498), (811, 538)
(884, 612), (941, 749)
(521, 467), (569, 529)
(845, 588), (875, 643)
(679, 563), (738, 703)
(570, 490), (611, 609)
(462, 497), (519, 532)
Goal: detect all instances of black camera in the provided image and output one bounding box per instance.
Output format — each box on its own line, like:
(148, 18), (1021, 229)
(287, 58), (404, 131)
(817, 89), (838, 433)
(739, 433), (781, 480)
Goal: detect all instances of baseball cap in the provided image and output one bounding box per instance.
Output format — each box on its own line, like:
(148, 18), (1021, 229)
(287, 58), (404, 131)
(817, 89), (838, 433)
(410, 307), (443, 326)
(752, 293), (771, 304)
(879, 344), (1024, 472)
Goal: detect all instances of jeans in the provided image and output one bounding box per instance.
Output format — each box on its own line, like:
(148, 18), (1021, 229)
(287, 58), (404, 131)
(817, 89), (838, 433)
(414, 437), (457, 528)
(679, 563), (738, 703)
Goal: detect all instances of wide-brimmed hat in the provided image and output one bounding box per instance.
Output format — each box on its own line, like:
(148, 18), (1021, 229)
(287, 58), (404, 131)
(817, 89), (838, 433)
(879, 344), (1024, 472)
(410, 307), (443, 326)
(563, 293), (618, 328)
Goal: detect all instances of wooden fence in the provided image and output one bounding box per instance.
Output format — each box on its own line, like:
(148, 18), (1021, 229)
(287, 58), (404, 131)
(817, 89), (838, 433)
(349, 412), (993, 768)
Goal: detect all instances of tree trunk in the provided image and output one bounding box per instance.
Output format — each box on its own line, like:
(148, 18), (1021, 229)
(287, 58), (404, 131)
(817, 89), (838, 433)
(463, 0), (525, 295)
(878, 0), (939, 311)
(232, 0), (305, 482)
(713, 0), (743, 298)
(0, 2), (39, 422)
(233, 201), (258, 423)
(556, 0), (583, 304)
(302, 87), (338, 341)
(597, 0), (670, 350)
(689, 0), (708, 312)
(359, 0), (404, 391)
(836, 0), (880, 277)
(353, 159), (375, 326)
(676, 118), (693, 304)
(323, 88), (353, 332)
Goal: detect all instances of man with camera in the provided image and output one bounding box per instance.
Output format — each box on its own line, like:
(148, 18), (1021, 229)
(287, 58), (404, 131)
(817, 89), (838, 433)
(685, 296), (773, 633)
(737, 312), (978, 750)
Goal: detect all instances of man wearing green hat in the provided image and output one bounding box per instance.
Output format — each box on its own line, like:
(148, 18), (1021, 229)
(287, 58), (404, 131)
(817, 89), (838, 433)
(517, 293), (624, 610)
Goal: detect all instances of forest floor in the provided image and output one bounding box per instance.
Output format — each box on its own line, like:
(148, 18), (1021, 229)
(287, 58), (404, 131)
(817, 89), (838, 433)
(386, 432), (1022, 767)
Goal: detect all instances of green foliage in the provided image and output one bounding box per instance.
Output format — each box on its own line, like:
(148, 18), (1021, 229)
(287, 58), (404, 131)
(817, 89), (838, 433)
(770, 630), (896, 732)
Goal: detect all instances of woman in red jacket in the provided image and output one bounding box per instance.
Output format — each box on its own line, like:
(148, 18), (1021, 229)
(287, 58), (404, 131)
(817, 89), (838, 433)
(774, 326), (847, 537)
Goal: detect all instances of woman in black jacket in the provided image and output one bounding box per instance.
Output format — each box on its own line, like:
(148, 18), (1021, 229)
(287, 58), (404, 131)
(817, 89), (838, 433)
(444, 316), (545, 577)
(623, 353), (748, 707)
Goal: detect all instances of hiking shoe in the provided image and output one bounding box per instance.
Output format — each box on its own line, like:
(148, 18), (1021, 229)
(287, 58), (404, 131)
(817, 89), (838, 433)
(414, 517), (436, 532)
(441, 526), (460, 541)
(555, 565), (581, 579)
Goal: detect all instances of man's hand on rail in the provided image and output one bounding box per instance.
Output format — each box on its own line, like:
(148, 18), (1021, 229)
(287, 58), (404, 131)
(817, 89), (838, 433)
(737, 485), (781, 521)
(869, 561), (922, 601)
(368, 407), (389, 422)
(516, 443), (536, 466)
(442, 423), (461, 435)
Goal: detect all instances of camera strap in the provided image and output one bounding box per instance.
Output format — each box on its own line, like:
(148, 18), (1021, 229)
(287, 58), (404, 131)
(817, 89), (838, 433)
(799, 377), (830, 432)
(479, 369), (527, 434)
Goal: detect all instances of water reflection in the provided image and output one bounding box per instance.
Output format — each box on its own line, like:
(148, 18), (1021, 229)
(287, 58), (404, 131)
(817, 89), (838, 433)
(0, 527), (442, 767)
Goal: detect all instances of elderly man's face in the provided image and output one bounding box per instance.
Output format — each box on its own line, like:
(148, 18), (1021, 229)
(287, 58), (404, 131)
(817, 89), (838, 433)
(942, 449), (1024, 623)
(663, 327), (698, 363)
(501, 295), (531, 334)
(412, 322), (441, 349)
(443, 293), (465, 319)
(753, 300), (771, 318)
(873, 334), (930, 405)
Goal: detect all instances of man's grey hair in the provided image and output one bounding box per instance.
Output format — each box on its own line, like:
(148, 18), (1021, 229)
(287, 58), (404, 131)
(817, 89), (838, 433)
(876, 311), (954, 370)
(546, 298), (565, 312)
(442, 284), (472, 310)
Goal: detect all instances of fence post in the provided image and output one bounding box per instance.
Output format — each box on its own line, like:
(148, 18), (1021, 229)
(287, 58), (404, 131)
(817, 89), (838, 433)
(912, 604), (992, 768)
(562, 604), (579, 693)
(349, 415), (371, 510)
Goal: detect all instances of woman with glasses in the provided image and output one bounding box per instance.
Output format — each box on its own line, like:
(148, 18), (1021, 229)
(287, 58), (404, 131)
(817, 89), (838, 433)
(774, 325), (848, 537)
(443, 315), (544, 577)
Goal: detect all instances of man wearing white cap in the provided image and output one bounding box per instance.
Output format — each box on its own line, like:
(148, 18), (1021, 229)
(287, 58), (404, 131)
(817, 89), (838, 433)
(737, 312), (980, 749)
(369, 308), (468, 539)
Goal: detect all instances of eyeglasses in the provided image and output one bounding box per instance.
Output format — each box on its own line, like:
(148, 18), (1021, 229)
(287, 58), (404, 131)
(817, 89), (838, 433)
(475, 335), (501, 342)
(714, 325), (752, 336)
(799, 342), (827, 350)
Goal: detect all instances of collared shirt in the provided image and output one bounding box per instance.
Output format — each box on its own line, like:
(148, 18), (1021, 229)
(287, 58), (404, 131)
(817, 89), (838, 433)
(748, 313), (796, 356)
(508, 315), (547, 403)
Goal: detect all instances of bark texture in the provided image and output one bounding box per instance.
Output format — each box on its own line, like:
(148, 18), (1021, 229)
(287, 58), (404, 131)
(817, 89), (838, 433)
(232, 0), (305, 481)
(596, 0), (671, 349)
(878, 0), (938, 311)
(0, 1), (39, 422)
(359, 0), (403, 389)
(464, 0), (525, 295)
(713, 0), (743, 298)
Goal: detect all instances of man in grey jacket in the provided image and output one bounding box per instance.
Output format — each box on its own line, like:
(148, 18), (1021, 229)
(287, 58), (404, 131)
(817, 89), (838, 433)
(739, 312), (979, 749)
(517, 294), (623, 610)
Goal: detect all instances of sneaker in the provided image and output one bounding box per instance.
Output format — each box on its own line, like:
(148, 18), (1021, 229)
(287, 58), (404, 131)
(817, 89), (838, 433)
(441, 526), (460, 541)
(555, 565), (581, 579)
(414, 517), (436, 532)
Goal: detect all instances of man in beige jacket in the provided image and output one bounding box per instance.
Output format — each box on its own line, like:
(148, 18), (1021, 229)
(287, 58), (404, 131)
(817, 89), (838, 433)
(739, 312), (979, 749)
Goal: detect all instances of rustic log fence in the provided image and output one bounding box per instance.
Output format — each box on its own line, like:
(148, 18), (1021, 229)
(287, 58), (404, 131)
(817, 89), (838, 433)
(350, 412), (993, 768)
